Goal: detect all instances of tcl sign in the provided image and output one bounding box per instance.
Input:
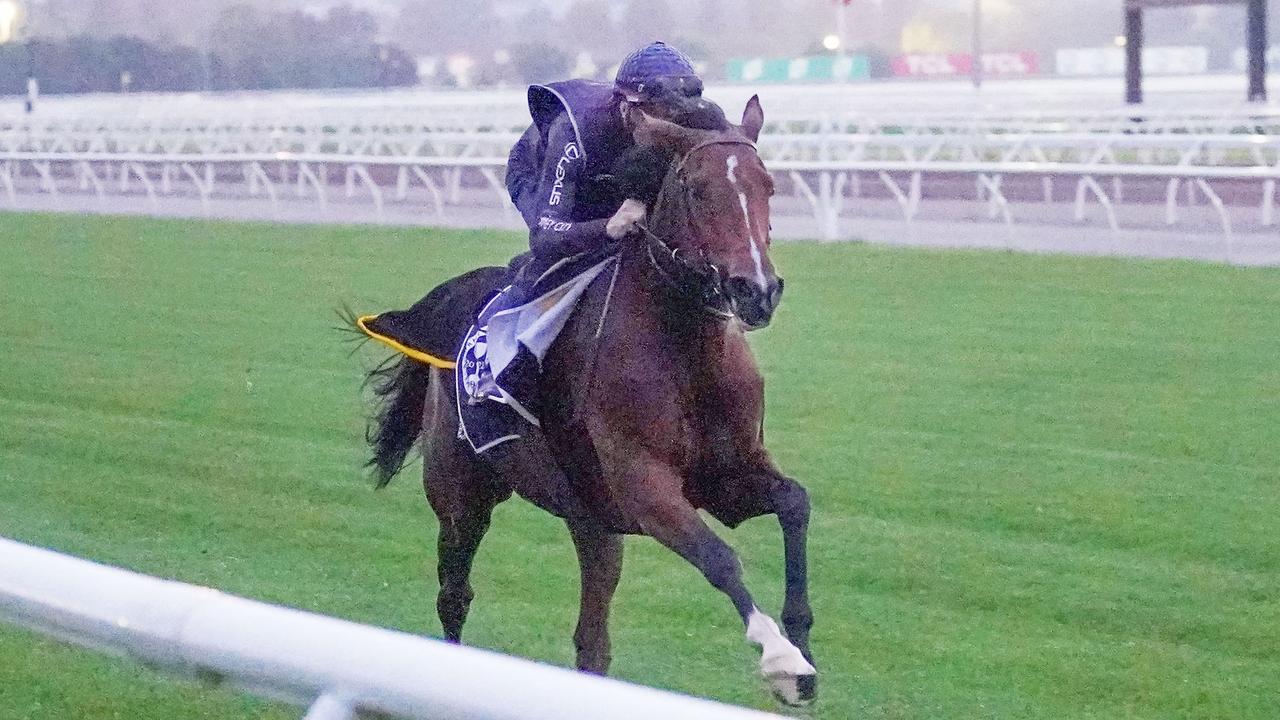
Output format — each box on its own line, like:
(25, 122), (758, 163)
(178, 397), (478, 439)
(892, 52), (1039, 77)
(892, 54), (972, 77)
(982, 52), (1039, 75)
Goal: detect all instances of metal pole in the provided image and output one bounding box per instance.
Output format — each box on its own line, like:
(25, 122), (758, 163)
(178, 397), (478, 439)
(1246, 0), (1268, 103)
(972, 0), (983, 90)
(835, 0), (847, 59)
(24, 41), (35, 113)
(872, 0), (883, 50)
(20, 1), (35, 114)
(1125, 6), (1143, 105)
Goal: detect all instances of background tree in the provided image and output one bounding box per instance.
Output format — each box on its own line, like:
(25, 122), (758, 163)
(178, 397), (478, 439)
(510, 41), (570, 84)
(1, 3), (418, 95)
(620, 0), (675, 50)
(514, 1), (558, 49)
(392, 0), (500, 57)
(561, 0), (618, 60)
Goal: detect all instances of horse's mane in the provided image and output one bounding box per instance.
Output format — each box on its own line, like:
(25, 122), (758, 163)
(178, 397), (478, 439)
(612, 97), (734, 205)
(668, 96), (732, 131)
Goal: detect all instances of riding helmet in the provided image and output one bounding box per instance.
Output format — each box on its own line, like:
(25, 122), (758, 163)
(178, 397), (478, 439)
(614, 42), (703, 102)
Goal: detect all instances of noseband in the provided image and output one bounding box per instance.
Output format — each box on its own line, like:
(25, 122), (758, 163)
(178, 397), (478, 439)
(637, 137), (758, 321)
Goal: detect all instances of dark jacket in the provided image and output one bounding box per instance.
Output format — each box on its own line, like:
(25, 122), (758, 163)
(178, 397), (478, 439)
(505, 80), (631, 263)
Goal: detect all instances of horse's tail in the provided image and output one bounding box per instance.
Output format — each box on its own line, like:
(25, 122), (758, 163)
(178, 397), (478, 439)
(364, 354), (432, 488)
(344, 265), (511, 488)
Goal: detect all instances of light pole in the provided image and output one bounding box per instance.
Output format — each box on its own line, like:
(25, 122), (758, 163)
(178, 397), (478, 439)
(972, 0), (983, 89)
(834, 0), (848, 60)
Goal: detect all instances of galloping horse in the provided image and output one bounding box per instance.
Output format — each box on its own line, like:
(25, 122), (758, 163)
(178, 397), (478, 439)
(362, 98), (817, 705)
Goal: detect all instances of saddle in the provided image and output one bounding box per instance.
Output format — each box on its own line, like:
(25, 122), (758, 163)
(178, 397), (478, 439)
(455, 248), (619, 452)
(357, 250), (619, 454)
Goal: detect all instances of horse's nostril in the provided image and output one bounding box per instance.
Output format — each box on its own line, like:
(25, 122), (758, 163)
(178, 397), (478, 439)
(725, 277), (758, 305)
(768, 278), (784, 310)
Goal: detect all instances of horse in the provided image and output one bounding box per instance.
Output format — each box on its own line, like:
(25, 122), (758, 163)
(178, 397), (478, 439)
(360, 97), (817, 705)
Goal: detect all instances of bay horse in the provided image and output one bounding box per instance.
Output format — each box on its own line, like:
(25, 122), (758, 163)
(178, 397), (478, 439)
(362, 97), (817, 705)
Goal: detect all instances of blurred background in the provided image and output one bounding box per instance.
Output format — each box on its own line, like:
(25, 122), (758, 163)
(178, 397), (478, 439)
(1, 4), (1278, 720)
(0, 0), (1275, 93)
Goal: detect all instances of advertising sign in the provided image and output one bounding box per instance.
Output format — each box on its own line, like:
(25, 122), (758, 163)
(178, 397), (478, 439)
(980, 52), (1040, 76)
(726, 55), (871, 83)
(1056, 46), (1208, 76)
(891, 54), (973, 77)
(891, 52), (1039, 78)
(1232, 46), (1280, 71)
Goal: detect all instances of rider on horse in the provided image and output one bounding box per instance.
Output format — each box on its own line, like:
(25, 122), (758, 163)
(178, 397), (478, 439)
(503, 41), (720, 303)
(356, 43), (737, 426)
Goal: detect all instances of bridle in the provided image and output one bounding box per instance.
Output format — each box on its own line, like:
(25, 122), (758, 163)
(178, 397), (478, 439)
(636, 136), (758, 321)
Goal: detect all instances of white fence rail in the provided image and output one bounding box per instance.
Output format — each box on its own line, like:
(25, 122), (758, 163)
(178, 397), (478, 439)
(1, 148), (1275, 248)
(0, 537), (784, 720)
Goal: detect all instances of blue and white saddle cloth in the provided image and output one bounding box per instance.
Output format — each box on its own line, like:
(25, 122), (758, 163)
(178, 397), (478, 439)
(456, 251), (619, 453)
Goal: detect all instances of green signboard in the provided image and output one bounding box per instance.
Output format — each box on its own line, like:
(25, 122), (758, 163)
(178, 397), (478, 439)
(726, 55), (872, 83)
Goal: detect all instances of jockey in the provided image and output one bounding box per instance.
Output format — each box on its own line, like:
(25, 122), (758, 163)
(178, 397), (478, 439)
(503, 41), (709, 302)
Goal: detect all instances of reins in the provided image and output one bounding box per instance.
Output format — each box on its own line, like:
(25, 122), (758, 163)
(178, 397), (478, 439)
(637, 137), (758, 322)
(575, 137), (758, 422)
(638, 223), (734, 320)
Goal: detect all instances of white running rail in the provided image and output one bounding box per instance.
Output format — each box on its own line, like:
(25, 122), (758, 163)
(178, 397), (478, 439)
(1, 148), (1275, 244)
(0, 537), (786, 720)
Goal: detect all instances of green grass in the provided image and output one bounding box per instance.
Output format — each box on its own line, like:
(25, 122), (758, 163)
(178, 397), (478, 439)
(1, 212), (1278, 719)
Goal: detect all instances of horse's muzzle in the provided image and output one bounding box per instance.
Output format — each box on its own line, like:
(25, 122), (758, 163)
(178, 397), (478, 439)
(725, 276), (784, 330)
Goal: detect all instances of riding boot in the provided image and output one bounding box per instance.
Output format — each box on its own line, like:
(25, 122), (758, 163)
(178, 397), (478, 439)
(505, 253), (549, 307)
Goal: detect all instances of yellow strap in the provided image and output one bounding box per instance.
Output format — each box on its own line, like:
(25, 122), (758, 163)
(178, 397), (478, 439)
(356, 315), (458, 370)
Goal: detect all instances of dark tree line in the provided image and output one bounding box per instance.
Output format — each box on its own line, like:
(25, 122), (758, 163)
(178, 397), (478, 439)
(0, 5), (418, 97)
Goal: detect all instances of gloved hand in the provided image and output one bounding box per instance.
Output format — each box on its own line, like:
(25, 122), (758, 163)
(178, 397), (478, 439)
(606, 199), (648, 240)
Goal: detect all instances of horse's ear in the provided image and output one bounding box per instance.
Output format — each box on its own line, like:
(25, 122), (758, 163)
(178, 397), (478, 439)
(630, 108), (702, 154)
(740, 95), (764, 143)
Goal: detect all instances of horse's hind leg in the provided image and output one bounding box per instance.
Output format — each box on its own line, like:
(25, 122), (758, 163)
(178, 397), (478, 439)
(431, 485), (504, 643)
(567, 522), (623, 674)
(421, 368), (511, 643)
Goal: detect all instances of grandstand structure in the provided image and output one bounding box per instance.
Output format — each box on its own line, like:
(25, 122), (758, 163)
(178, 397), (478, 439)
(1122, 0), (1269, 103)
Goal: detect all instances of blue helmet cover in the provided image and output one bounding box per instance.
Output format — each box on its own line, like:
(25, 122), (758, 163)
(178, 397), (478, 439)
(614, 42), (702, 100)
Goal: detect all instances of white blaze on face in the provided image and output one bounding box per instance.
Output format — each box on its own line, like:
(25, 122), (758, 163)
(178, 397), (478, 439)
(746, 606), (816, 699)
(725, 154), (769, 292)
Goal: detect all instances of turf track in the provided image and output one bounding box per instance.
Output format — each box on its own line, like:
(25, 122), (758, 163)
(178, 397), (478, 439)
(0, 213), (1278, 719)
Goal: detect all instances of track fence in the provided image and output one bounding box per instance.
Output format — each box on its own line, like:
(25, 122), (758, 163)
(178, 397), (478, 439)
(0, 537), (786, 720)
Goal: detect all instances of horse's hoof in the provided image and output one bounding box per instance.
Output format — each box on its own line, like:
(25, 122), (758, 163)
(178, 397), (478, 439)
(767, 672), (817, 706)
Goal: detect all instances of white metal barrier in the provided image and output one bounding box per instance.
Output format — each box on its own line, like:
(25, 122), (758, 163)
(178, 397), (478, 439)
(1, 149), (1275, 246)
(0, 150), (515, 220)
(0, 537), (785, 720)
(772, 159), (1280, 241)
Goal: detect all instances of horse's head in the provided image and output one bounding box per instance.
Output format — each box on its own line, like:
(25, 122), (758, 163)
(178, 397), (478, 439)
(629, 97), (782, 330)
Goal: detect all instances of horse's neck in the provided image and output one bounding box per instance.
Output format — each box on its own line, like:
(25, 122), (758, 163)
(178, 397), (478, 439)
(619, 240), (728, 359)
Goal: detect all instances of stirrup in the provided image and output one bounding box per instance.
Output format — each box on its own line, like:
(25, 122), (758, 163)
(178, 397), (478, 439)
(467, 373), (501, 404)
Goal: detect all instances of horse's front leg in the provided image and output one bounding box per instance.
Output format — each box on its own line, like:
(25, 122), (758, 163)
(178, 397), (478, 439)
(768, 475), (815, 669)
(608, 454), (816, 705)
(566, 521), (623, 674)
